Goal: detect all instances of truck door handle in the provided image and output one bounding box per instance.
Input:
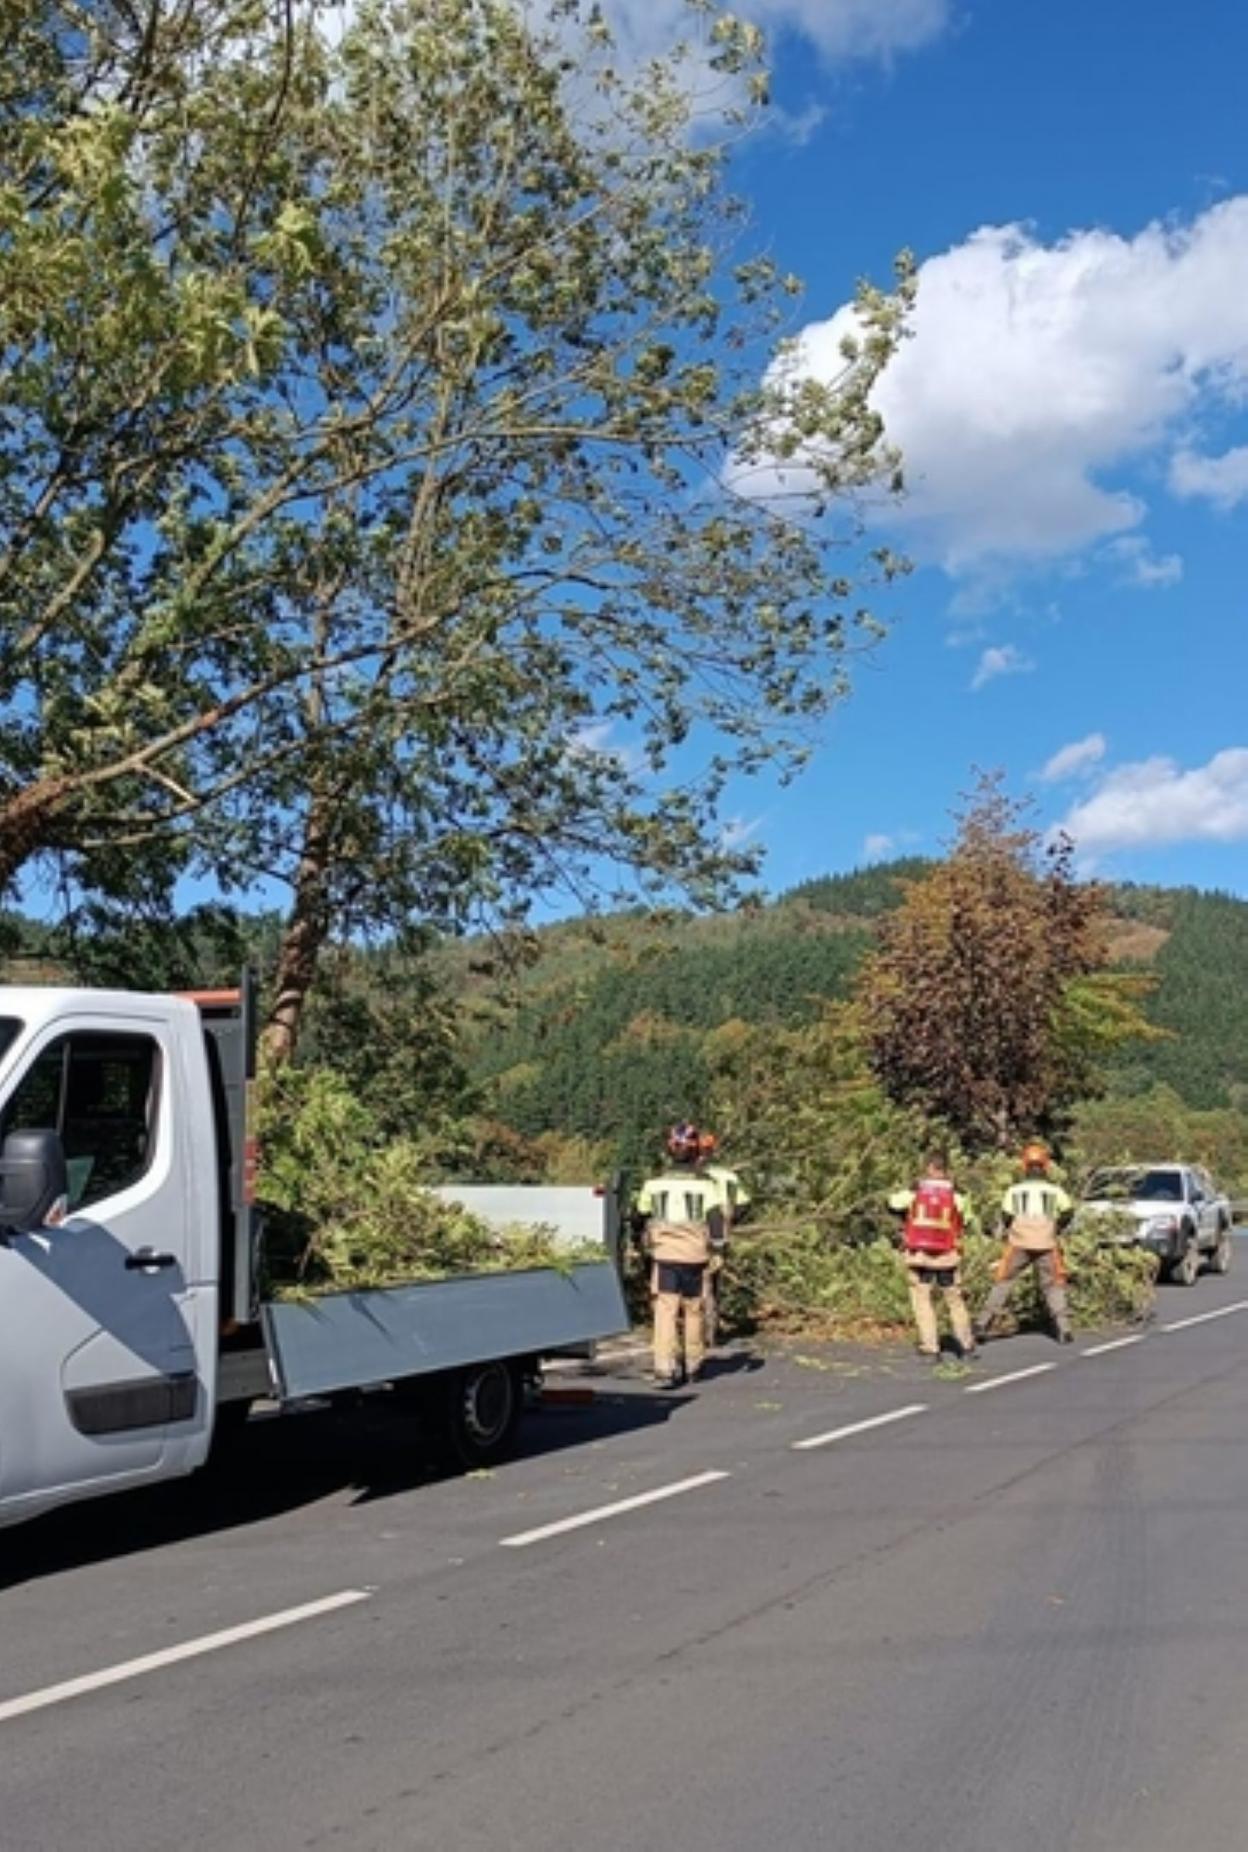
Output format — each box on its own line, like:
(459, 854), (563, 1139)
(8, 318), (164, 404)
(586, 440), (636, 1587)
(125, 1249), (178, 1272)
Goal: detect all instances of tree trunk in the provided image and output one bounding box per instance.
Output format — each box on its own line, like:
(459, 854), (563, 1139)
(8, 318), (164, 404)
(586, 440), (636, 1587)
(262, 791), (334, 1067)
(0, 777), (72, 895)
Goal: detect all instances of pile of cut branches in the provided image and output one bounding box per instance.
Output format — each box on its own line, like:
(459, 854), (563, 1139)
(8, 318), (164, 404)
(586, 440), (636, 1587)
(257, 1066), (596, 1296)
(718, 1229), (1158, 1342)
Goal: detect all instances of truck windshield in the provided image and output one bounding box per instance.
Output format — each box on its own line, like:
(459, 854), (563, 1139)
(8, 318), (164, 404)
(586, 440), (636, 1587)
(1090, 1168), (1184, 1203)
(0, 1017), (20, 1064)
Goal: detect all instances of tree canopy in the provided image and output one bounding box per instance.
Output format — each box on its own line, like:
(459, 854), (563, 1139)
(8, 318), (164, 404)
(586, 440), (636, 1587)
(859, 777), (1157, 1153)
(1, 0), (913, 1059)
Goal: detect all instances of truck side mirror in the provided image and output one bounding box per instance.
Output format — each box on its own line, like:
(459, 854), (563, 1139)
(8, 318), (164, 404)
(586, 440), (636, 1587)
(0, 1128), (69, 1230)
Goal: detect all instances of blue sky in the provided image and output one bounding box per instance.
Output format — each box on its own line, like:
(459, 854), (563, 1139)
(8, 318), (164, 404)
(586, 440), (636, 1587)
(677, 0), (1248, 896)
(32, 0), (1243, 928)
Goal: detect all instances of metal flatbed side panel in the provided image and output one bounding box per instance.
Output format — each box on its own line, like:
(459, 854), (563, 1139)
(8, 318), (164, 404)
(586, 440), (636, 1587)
(261, 1262), (630, 1401)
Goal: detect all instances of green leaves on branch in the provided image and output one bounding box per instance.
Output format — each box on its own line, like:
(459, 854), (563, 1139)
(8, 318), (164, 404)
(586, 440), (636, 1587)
(2, 0), (911, 1057)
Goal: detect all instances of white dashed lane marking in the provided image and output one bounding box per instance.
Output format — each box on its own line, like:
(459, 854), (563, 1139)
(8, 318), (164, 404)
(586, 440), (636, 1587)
(0, 1590), (372, 1727)
(1160, 1300), (1248, 1333)
(964, 1361), (1057, 1395)
(791, 1404), (929, 1452)
(499, 1471), (731, 1548)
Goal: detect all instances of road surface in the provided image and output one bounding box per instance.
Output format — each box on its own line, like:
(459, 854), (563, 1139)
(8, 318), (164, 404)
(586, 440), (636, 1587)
(3, 1263), (1248, 1851)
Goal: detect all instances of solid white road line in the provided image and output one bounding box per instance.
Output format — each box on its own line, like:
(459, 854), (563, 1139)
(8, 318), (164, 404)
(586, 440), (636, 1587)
(965, 1362), (1057, 1395)
(1081, 1334), (1147, 1357)
(1160, 1299), (1248, 1333)
(0, 1589), (372, 1727)
(500, 1471), (730, 1548)
(791, 1404), (928, 1452)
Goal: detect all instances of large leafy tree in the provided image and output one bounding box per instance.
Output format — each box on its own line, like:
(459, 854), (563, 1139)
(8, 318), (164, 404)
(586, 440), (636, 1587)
(2, 1), (912, 1059)
(859, 776), (1157, 1152)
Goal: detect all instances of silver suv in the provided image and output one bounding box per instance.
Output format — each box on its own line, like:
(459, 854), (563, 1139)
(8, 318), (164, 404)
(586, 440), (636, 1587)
(1081, 1164), (1233, 1286)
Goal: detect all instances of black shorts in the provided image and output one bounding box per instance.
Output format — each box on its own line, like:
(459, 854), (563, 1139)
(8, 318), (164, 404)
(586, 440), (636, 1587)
(911, 1263), (962, 1288)
(656, 1261), (706, 1298)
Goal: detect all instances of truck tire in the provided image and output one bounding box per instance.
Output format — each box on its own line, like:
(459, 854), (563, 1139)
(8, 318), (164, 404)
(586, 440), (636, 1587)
(440, 1360), (524, 1470)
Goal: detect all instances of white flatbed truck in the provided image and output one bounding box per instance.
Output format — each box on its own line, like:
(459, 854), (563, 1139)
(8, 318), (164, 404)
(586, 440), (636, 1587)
(0, 975), (628, 1530)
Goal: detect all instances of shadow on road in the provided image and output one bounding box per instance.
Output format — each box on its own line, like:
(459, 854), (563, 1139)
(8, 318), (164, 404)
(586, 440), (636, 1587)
(0, 1385), (686, 1590)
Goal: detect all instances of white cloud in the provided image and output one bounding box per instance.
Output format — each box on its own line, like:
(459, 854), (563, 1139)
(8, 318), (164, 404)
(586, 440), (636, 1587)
(971, 644), (1034, 691)
(566, 718), (645, 775)
(1103, 536), (1184, 589)
(1170, 443), (1248, 510)
(586, 0), (950, 70)
(568, 719), (618, 758)
(720, 814), (765, 852)
(1039, 733), (1107, 784)
(863, 832), (896, 860)
(1059, 748), (1248, 859)
(765, 198), (1248, 577)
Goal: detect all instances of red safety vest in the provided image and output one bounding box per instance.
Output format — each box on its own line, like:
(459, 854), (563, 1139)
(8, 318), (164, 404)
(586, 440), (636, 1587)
(903, 1178), (963, 1255)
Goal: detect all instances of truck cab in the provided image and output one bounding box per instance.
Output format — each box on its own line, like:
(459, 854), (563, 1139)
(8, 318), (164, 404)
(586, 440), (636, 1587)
(0, 991), (220, 1523)
(0, 980), (629, 1533)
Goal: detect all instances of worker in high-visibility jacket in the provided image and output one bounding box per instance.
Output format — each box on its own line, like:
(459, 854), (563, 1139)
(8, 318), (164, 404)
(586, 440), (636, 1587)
(889, 1154), (977, 1360)
(635, 1124), (727, 1388)
(974, 1142), (1075, 1345)
(696, 1132), (750, 1351)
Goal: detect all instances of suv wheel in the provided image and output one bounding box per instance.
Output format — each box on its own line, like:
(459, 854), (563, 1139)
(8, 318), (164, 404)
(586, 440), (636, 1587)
(1174, 1231), (1201, 1287)
(1209, 1226), (1234, 1276)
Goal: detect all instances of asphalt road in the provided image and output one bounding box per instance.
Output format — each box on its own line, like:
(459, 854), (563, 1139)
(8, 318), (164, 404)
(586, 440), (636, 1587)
(3, 1263), (1248, 1851)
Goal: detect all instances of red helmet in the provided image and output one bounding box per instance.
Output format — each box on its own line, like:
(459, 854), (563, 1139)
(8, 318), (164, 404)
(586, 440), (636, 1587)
(1021, 1141), (1052, 1174)
(697, 1131), (718, 1159)
(666, 1122), (702, 1163)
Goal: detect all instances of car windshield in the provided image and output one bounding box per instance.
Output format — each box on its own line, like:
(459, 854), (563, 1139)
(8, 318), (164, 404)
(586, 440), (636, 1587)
(1089, 1168), (1185, 1203)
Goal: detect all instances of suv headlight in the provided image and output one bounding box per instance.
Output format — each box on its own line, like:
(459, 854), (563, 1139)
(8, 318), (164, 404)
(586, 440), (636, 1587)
(1143, 1215), (1178, 1237)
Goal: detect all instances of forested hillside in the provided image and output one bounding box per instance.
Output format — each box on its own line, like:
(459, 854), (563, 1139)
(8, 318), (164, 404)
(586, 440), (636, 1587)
(1108, 888), (1248, 1108)
(4, 863), (1247, 1184)
(461, 868), (1248, 1172)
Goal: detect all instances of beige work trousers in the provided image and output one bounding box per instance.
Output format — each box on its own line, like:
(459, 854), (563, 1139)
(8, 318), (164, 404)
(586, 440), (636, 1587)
(906, 1258), (973, 1355)
(978, 1241), (1070, 1333)
(654, 1274), (706, 1381)
(702, 1250), (724, 1349)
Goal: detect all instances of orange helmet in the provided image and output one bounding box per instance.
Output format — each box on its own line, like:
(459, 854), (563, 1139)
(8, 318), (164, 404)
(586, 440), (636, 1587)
(1021, 1141), (1052, 1174)
(697, 1131), (718, 1159)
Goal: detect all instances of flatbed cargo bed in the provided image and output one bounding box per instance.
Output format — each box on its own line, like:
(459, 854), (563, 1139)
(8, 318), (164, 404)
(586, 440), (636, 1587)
(261, 1260), (629, 1401)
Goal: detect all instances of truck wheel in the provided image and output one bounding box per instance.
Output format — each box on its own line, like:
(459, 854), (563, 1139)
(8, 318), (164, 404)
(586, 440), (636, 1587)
(1209, 1228), (1234, 1276)
(442, 1360), (523, 1469)
(1174, 1233), (1201, 1287)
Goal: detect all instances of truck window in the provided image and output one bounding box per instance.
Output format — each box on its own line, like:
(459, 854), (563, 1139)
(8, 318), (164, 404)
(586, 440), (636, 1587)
(0, 1032), (161, 1209)
(0, 1017), (20, 1063)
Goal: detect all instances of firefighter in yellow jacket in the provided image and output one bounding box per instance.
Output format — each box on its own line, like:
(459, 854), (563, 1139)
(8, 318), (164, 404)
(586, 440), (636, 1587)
(635, 1124), (727, 1388)
(889, 1154), (977, 1360)
(974, 1142), (1075, 1345)
(696, 1131), (750, 1351)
